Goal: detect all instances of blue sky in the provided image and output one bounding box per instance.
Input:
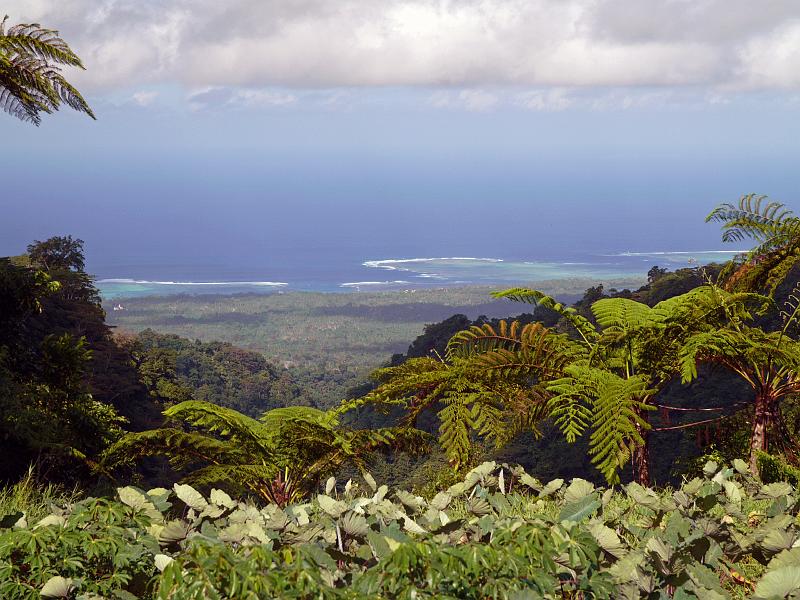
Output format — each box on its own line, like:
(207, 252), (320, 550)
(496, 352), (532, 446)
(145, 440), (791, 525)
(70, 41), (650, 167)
(3, 1), (800, 274)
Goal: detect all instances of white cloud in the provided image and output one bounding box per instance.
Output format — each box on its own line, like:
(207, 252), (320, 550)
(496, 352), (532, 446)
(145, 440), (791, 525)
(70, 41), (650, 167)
(516, 89), (573, 111)
(227, 90), (296, 108)
(430, 89), (499, 111)
(132, 90), (158, 106)
(4, 0), (800, 99)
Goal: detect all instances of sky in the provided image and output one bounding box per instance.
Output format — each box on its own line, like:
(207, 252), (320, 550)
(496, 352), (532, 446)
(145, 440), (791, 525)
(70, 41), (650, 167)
(3, 1), (800, 276)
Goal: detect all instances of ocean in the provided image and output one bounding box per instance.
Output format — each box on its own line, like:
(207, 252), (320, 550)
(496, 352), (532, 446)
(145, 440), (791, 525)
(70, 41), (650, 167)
(95, 250), (744, 300)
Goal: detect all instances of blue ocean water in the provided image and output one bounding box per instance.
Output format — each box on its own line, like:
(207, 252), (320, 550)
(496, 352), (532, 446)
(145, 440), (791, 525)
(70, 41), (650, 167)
(95, 250), (744, 300)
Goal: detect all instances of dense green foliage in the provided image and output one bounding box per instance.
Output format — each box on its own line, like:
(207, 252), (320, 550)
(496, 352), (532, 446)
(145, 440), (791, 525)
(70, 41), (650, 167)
(0, 16), (94, 124)
(124, 329), (300, 416)
(2, 461), (799, 599)
(709, 195), (800, 296)
(105, 285), (615, 408)
(0, 245), (133, 482)
(365, 284), (774, 486)
(103, 399), (429, 505)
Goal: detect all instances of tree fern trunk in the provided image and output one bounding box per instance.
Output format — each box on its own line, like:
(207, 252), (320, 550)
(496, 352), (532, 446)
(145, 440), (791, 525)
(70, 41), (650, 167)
(633, 413), (651, 486)
(749, 392), (776, 474)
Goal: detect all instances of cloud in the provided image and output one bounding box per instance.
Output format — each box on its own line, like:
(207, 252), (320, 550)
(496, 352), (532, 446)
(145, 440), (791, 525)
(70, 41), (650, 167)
(429, 89), (499, 111)
(187, 87), (296, 111)
(516, 89), (573, 112)
(132, 90), (158, 106)
(4, 0), (800, 95)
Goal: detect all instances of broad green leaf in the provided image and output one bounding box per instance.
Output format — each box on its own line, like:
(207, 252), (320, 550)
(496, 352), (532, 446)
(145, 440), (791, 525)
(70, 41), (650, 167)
(539, 478), (564, 498)
(754, 566), (800, 599)
(41, 576), (76, 598)
(564, 479), (595, 504)
(469, 461), (496, 478)
(762, 528), (795, 553)
(723, 480), (743, 505)
(373, 485), (388, 503)
(340, 512), (369, 537)
(34, 514), (66, 529)
(154, 554), (174, 572)
(402, 516), (427, 534)
(588, 521), (626, 558)
(325, 477), (336, 495)
(429, 492), (451, 511)
(626, 482), (661, 508)
(518, 473), (540, 491)
(173, 484), (208, 511)
(559, 495), (600, 522)
(317, 494), (347, 518)
(210, 489), (235, 509)
(363, 472), (377, 492)
(158, 519), (190, 545)
(759, 482), (793, 500)
(467, 497), (492, 517)
(769, 547), (800, 570)
(395, 490), (424, 512)
(366, 530), (392, 558)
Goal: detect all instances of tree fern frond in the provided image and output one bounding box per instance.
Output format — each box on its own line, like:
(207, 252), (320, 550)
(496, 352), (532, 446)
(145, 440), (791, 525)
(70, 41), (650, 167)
(585, 372), (653, 484)
(447, 320), (523, 358)
(546, 376), (593, 443)
(182, 463), (280, 495)
(591, 297), (656, 334)
(438, 392), (475, 465)
(492, 288), (599, 345)
(0, 23), (85, 67)
(165, 401), (274, 455)
(101, 429), (241, 471)
(260, 406), (336, 429)
(0, 16), (94, 123)
(707, 194), (796, 244)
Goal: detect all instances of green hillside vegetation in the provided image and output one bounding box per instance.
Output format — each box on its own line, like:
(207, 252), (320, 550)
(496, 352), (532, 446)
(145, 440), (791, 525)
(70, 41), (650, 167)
(105, 287), (541, 407)
(2, 461), (799, 599)
(121, 329), (302, 416)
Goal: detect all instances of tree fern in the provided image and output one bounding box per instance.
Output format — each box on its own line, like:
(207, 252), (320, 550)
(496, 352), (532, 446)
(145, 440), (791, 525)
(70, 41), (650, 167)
(491, 288), (599, 345)
(590, 298), (655, 334)
(679, 320), (800, 471)
(0, 16), (94, 124)
(103, 400), (427, 505)
(707, 194), (800, 295)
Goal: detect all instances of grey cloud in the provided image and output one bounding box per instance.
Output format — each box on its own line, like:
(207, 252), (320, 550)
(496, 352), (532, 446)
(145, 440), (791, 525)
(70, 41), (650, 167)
(5, 0), (800, 93)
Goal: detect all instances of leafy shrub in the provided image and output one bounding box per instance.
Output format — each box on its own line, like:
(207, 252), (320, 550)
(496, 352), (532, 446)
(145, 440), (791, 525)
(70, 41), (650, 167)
(1, 460), (799, 599)
(757, 452), (800, 487)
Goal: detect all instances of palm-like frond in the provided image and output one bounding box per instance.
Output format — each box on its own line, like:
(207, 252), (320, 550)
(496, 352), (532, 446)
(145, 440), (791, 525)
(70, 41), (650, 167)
(707, 194), (797, 245)
(591, 298), (655, 333)
(449, 320), (580, 381)
(679, 327), (800, 384)
(0, 16), (94, 124)
(548, 366), (653, 484)
(165, 401), (276, 458)
(492, 288), (599, 345)
(708, 194), (800, 295)
(102, 429), (244, 471)
(103, 400), (427, 503)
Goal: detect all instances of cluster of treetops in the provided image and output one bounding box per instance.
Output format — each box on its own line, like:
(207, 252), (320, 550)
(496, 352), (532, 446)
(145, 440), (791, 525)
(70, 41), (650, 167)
(3, 194), (800, 505)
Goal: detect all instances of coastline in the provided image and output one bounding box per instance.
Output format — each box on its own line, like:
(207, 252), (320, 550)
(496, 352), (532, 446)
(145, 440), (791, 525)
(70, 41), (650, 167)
(98, 276), (648, 303)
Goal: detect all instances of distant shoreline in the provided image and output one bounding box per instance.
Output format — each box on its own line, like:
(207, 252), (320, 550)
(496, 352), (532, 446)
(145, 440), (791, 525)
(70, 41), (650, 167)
(94, 250), (737, 301)
(99, 276), (648, 303)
